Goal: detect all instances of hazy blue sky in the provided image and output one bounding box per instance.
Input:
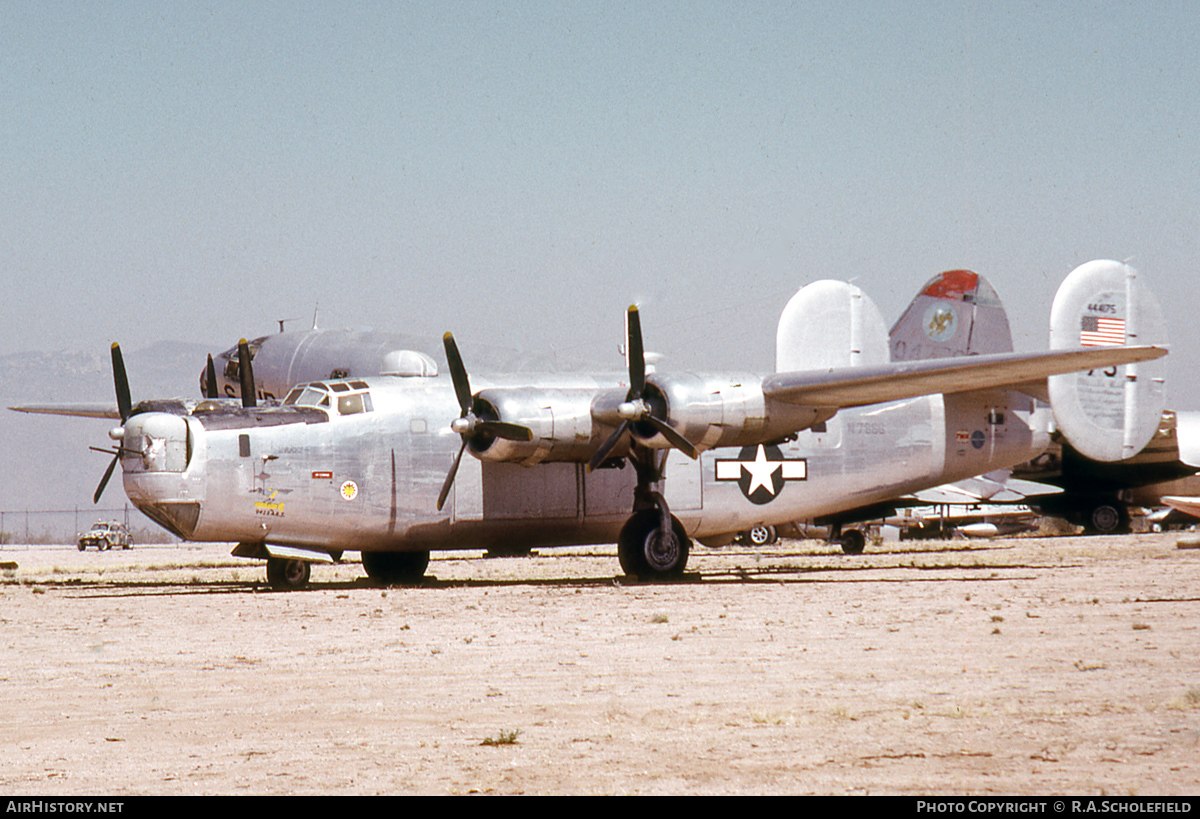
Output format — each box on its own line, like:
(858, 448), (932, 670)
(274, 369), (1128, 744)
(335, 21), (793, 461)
(4, 2), (1198, 403)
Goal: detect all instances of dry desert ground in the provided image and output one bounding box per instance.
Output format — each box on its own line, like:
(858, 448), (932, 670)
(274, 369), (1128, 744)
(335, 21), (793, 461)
(2, 532), (1199, 795)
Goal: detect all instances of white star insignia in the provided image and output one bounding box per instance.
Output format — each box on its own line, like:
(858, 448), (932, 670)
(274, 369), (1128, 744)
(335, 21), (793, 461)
(714, 444), (807, 501)
(742, 444), (782, 496)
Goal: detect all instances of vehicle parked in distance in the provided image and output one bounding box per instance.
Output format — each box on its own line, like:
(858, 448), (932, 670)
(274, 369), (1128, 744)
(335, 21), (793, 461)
(77, 521), (132, 551)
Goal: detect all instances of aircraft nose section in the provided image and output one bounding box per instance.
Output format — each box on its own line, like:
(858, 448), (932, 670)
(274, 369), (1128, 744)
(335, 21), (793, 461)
(120, 413), (205, 540)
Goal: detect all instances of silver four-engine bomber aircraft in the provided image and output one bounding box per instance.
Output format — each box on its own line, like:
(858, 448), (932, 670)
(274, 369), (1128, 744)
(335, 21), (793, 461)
(13, 260), (1168, 589)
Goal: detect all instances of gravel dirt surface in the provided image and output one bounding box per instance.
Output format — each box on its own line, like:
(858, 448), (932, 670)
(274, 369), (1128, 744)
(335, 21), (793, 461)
(2, 532), (1199, 795)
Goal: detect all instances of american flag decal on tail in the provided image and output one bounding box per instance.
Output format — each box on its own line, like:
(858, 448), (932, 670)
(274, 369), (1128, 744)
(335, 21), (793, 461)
(1080, 315), (1125, 347)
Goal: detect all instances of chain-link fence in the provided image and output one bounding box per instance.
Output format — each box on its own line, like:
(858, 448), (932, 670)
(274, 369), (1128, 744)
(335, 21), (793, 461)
(0, 505), (179, 547)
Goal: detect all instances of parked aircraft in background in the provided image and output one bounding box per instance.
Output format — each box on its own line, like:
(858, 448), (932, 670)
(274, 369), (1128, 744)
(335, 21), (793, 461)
(879, 469), (1056, 540)
(887, 503), (1040, 540)
(783, 262), (1176, 543)
(202, 324), (594, 405)
(1015, 409), (1200, 532)
(822, 262), (1190, 538)
(12, 261), (1167, 588)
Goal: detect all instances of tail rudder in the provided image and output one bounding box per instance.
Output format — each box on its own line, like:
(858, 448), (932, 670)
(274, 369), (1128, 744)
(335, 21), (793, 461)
(1048, 259), (1167, 461)
(776, 280), (889, 372)
(889, 269), (1014, 361)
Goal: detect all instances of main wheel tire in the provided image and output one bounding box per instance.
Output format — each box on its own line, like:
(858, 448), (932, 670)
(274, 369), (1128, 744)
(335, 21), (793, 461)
(361, 550), (430, 586)
(266, 558), (311, 591)
(747, 524), (777, 546)
(618, 510), (690, 579)
(1086, 503), (1126, 534)
(78, 543), (86, 551)
(839, 529), (866, 555)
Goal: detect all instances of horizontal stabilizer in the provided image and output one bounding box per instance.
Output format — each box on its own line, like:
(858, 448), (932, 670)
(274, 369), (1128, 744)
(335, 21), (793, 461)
(763, 345), (1165, 410)
(8, 403), (120, 419)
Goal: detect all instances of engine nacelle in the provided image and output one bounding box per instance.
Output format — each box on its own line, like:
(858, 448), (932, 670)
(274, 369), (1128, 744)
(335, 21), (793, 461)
(472, 377), (832, 466)
(627, 373), (830, 451)
(469, 387), (620, 465)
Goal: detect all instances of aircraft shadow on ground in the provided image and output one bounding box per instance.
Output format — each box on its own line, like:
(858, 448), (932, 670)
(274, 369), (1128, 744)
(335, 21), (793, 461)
(9, 561), (1062, 598)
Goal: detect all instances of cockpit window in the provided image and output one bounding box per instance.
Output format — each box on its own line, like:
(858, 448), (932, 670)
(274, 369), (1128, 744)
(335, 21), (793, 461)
(337, 392), (372, 416)
(283, 382), (370, 415)
(284, 385), (332, 408)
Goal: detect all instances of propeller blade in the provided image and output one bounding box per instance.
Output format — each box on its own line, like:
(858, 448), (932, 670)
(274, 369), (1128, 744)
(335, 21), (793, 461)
(588, 420), (630, 472)
(626, 306), (645, 399)
(238, 339), (256, 408)
(437, 440), (468, 511)
(443, 332), (472, 414)
(477, 420), (534, 442)
(596, 306), (700, 466)
(646, 415), (698, 459)
(204, 354), (219, 399)
(94, 453), (119, 504)
(111, 343), (132, 423)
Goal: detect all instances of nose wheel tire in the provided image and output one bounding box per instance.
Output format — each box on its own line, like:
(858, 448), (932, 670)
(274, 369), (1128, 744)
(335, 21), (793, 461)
(266, 558), (311, 591)
(618, 509), (690, 580)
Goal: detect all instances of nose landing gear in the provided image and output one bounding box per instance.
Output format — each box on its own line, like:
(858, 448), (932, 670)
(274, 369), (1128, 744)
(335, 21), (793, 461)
(618, 493), (690, 579)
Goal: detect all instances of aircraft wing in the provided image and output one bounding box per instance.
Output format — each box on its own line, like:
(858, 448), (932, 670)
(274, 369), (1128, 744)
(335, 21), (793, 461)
(762, 346), (1166, 409)
(8, 403), (121, 419)
(909, 476), (1063, 505)
(1162, 496), (1200, 520)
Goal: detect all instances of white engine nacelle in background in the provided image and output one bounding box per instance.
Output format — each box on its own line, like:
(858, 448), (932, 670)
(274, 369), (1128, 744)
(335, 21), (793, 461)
(1048, 260), (1167, 462)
